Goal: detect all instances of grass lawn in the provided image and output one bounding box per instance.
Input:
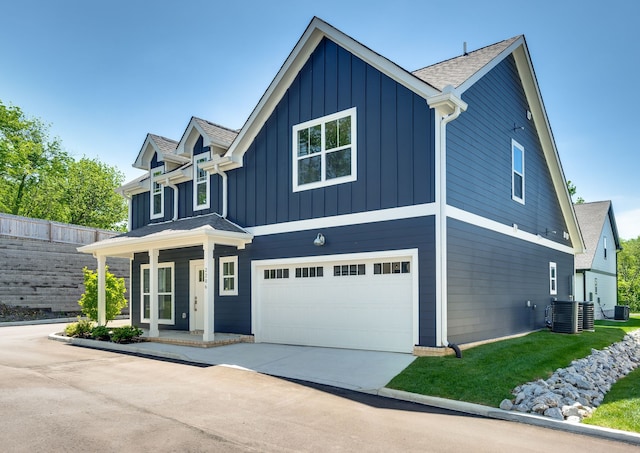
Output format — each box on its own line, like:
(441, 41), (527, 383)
(387, 316), (640, 412)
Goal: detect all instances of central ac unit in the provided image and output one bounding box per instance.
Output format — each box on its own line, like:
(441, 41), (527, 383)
(551, 300), (583, 334)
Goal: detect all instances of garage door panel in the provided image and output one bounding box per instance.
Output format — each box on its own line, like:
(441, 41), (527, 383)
(257, 256), (414, 353)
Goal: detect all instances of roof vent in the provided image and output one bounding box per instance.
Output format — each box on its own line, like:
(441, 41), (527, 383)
(463, 42), (468, 56)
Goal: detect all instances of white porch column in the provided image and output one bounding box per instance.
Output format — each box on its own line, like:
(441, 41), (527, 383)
(97, 254), (106, 326)
(203, 239), (215, 342)
(149, 248), (159, 338)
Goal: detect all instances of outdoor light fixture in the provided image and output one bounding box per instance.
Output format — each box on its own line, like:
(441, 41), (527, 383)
(313, 233), (325, 246)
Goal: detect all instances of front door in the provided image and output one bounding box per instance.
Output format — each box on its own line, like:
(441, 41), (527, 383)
(190, 260), (205, 331)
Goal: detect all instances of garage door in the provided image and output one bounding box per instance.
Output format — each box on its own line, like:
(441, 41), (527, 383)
(254, 253), (415, 353)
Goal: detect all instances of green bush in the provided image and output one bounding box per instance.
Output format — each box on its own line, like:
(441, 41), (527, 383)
(64, 319), (94, 338)
(91, 325), (112, 341)
(110, 326), (143, 344)
(78, 266), (127, 325)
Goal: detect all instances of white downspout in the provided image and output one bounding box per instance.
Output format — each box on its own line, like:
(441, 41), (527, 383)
(428, 85), (467, 354)
(164, 178), (179, 221)
(437, 105), (462, 352)
(214, 164), (228, 218)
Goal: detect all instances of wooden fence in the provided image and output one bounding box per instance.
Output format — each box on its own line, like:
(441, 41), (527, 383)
(0, 213), (119, 245)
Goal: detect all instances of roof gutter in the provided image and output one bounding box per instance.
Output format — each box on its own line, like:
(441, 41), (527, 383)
(427, 86), (468, 354)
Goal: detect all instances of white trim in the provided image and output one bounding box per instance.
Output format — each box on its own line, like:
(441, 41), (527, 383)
(511, 139), (525, 204)
(219, 256), (238, 296)
(193, 151), (211, 211)
(251, 248), (419, 349)
(150, 166), (165, 220)
(292, 107), (357, 192)
(246, 203), (437, 236)
(140, 261), (175, 325)
(447, 205), (575, 255)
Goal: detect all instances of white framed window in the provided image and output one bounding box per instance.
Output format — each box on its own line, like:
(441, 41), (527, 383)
(219, 256), (238, 296)
(141, 262), (175, 324)
(193, 151), (210, 211)
(150, 166), (165, 219)
(603, 236), (608, 259)
(549, 262), (557, 295)
(292, 107), (357, 192)
(512, 140), (525, 204)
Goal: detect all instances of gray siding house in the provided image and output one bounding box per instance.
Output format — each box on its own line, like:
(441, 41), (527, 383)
(574, 201), (621, 319)
(80, 17), (584, 354)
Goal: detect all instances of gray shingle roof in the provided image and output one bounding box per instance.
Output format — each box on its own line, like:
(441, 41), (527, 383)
(193, 117), (239, 147)
(148, 134), (178, 154)
(412, 36), (521, 90)
(574, 201), (613, 270)
(120, 213), (248, 238)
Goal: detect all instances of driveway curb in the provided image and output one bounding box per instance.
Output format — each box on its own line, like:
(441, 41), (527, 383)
(378, 388), (640, 446)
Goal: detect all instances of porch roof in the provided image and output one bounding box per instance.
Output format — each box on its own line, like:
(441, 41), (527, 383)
(78, 213), (253, 258)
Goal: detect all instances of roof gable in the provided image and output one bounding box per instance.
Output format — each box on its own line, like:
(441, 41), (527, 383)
(175, 116), (239, 158)
(223, 16), (440, 168)
(133, 134), (179, 170)
(574, 201), (621, 269)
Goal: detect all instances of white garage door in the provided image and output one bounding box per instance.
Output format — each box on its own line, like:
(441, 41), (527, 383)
(254, 253), (415, 353)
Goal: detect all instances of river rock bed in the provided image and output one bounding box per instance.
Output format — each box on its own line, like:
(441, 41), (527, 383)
(499, 330), (640, 422)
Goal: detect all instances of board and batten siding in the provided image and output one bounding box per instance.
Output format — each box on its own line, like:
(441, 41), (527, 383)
(447, 219), (574, 345)
(446, 55), (570, 247)
(227, 37), (435, 228)
(215, 215), (438, 345)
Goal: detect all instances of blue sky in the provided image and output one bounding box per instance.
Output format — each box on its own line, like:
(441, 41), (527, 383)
(2, 0), (639, 239)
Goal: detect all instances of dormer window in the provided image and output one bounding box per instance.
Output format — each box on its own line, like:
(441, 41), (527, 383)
(194, 151), (211, 210)
(150, 166), (164, 219)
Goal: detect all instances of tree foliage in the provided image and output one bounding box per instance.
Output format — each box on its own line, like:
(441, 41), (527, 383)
(0, 100), (127, 230)
(78, 266), (128, 325)
(567, 180), (584, 204)
(618, 238), (640, 312)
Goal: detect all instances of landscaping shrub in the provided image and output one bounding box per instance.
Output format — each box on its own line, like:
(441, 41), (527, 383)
(110, 326), (143, 344)
(78, 266), (127, 324)
(64, 319), (94, 338)
(90, 325), (112, 341)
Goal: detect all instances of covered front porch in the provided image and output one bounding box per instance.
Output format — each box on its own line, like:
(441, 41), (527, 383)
(78, 213), (253, 342)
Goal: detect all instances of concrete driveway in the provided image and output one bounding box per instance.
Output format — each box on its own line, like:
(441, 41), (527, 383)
(51, 332), (416, 393)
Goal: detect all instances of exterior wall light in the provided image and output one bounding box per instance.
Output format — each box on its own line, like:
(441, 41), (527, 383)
(313, 233), (325, 246)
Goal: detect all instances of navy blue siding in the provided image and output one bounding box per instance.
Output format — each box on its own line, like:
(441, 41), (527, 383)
(447, 55), (570, 246)
(131, 247), (203, 331)
(447, 219), (574, 344)
(227, 37), (435, 228)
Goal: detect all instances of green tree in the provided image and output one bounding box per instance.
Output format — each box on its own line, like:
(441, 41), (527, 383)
(78, 266), (128, 325)
(0, 100), (127, 230)
(567, 180), (585, 204)
(0, 101), (70, 215)
(618, 237), (640, 312)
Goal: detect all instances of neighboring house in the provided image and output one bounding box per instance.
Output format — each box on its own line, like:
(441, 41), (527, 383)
(573, 201), (621, 319)
(80, 17), (584, 354)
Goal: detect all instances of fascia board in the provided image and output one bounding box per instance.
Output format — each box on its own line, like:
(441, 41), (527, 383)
(512, 44), (585, 254)
(78, 227), (253, 257)
(225, 17), (440, 164)
(133, 135), (157, 170)
(175, 118), (207, 157)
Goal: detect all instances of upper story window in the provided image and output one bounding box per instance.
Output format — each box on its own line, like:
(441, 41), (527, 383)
(193, 152), (210, 211)
(292, 107), (357, 192)
(549, 261), (557, 295)
(603, 236), (608, 259)
(150, 166), (164, 219)
(512, 140), (525, 204)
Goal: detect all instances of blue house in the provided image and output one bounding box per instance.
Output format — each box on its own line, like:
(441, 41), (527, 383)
(80, 17), (584, 354)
